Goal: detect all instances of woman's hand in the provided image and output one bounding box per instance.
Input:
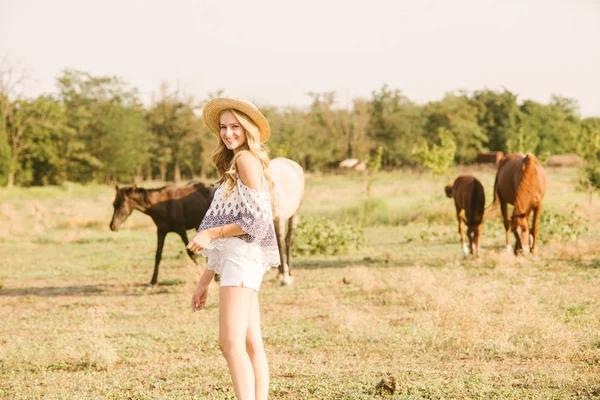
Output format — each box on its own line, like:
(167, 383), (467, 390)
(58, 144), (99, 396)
(191, 269), (215, 312)
(191, 283), (209, 311)
(187, 230), (213, 252)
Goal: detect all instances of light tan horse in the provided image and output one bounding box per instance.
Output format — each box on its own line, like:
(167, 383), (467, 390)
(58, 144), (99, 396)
(491, 153), (547, 255)
(268, 157), (305, 286)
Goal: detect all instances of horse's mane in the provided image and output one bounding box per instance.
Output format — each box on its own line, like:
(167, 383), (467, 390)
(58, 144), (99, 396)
(133, 186), (166, 205)
(513, 153), (541, 215)
(132, 182), (210, 205)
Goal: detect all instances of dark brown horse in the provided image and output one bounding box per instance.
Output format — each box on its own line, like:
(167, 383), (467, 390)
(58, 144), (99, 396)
(110, 182), (215, 285)
(445, 175), (485, 258)
(491, 153), (547, 255)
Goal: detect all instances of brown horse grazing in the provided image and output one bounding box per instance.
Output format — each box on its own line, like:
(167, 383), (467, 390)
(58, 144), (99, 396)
(492, 153), (547, 255)
(110, 182), (215, 285)
(445, 175), (485, 258)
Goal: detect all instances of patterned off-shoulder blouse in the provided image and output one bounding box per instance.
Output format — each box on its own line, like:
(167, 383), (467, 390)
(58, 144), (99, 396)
(197, 175), (280, 274)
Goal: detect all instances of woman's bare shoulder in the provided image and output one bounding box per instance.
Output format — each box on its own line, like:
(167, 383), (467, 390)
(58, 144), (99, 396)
(236, 152), (263, 189)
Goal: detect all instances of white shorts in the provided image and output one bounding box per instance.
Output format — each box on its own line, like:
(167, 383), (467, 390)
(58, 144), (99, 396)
(202, 238), (269, 292)
(219, 254), (266, 292)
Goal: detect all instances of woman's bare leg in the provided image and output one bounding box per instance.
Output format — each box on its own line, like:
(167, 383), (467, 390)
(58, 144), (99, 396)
(246, 292), (269, 399)
(219, 286), (256, 399)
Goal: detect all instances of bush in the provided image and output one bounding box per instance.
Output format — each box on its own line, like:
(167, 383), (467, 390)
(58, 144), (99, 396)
(411, 128), (456, 177)
(293, 217), (364, 256)
(577, 162), (600, 196)
(538, 206), (588, 243)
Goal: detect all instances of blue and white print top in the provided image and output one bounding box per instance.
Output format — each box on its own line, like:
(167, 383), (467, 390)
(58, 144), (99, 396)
(197, 175), (280, 274)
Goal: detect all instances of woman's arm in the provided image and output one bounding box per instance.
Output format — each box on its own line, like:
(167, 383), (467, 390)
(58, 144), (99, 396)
(187, 153), (263, 252)
(187, 223), (246, 252)
(205, 223), (246, 240)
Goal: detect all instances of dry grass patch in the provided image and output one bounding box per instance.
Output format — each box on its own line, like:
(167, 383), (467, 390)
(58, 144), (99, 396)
(2, 170), (600, 398)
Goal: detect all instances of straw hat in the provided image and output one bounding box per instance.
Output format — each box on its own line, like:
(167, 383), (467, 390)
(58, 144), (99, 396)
(202, 98), (271, 143)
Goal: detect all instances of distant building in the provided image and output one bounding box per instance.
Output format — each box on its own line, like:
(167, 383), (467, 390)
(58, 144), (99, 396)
(477, 152), (504, 165)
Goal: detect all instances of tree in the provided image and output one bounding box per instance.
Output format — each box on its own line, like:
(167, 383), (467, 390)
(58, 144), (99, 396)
(57, 69), (151, 183)
(307, 92), (348, 166)
(266, 106), (312, 168)
(470, 89), (519, 153)
(147, 82), (205, 182)
(349, 98), (371, 161)
(0, 95), (10, 185)
(19, 96), (73, 185)
(505, 127), (540, 155)
(423, 92), (487, 163)
(368, 84), (424, 166)
(576, 118), (600, 202)
(0, 61), (32, 187)
(518, 96), (581, 157)
(1, 97), (66, 187)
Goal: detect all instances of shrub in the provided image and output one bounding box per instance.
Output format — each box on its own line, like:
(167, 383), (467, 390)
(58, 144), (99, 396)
(411, 128), (456, 177)
(293, 216), (364, 256)
(538, 206), (588, 243)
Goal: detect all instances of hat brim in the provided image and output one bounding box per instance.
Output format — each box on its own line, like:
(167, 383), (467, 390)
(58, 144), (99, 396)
(202, 98), (271, 143)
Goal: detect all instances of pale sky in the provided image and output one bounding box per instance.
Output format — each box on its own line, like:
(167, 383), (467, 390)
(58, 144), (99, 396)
(1, 0), (599, 116)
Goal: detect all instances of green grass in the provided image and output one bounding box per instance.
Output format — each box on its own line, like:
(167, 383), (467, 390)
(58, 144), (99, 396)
(1, 167), (600, 399)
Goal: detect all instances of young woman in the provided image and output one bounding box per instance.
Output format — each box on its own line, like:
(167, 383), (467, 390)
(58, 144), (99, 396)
(187, 98), (280, 400)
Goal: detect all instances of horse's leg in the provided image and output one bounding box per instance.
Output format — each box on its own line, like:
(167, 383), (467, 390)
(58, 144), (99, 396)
(531, 204), (542, 255)
(283, 211), (300, 284)
(457, 212), (468, 258)
(151, 230), (167, 285)
(500, 200), (511, 252)
(521, 211), (532, 254)
(177, 229), (197, 264)
(467, 224), (477, 258)
(472, 224), (482, 258)
(274, 217), (289, 285)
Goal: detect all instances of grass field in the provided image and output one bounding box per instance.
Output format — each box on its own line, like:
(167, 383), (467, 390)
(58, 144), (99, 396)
(1, 167), (599, 399)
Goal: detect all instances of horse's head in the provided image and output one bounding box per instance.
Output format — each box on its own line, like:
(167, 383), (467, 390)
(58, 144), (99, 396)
(444, 184), (453, 198)
(510, 213), (530, 254)
(110, 185), (137, 231)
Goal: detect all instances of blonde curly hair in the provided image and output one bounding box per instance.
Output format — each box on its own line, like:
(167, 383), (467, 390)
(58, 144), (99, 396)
(212, 109), (272, 196)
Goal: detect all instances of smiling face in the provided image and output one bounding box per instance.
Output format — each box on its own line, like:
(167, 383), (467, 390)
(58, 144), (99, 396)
(219, 110), (247, 153)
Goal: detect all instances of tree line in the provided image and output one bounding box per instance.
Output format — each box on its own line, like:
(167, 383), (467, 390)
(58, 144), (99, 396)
(1, 68), (599, 188)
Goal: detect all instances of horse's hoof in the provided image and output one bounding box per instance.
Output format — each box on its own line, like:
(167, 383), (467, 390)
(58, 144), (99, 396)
(280, 275), (293, 286)
(462, 245), (469, 257)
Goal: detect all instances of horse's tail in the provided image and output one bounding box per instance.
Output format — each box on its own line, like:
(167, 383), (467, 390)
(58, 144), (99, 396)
(472, 178), (485, 224)
(485, 172), (500, 215)
(485, 153), (513, 215)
